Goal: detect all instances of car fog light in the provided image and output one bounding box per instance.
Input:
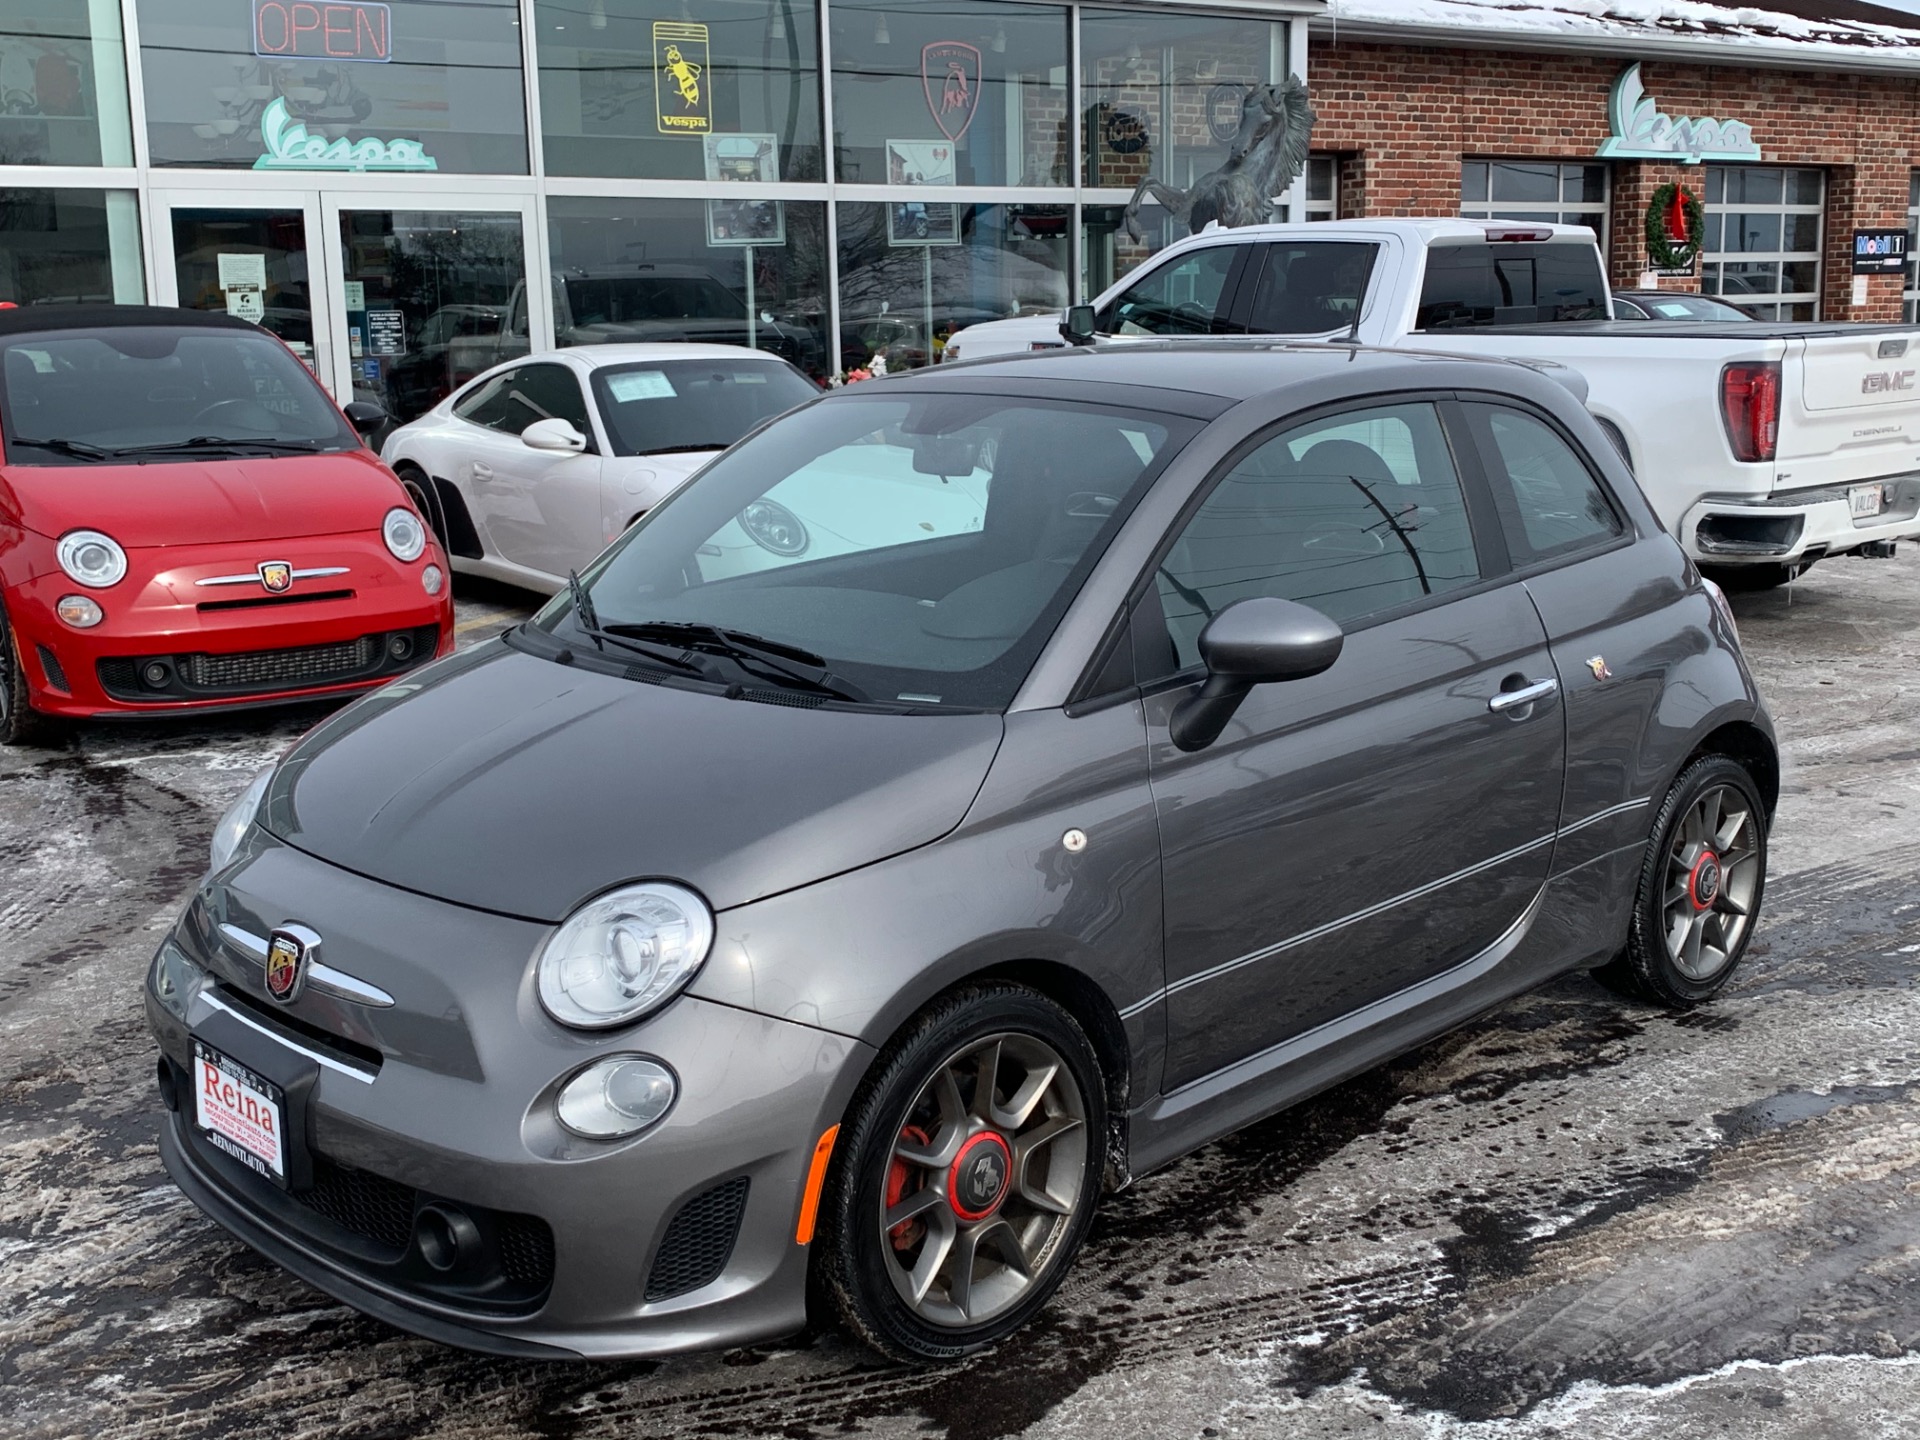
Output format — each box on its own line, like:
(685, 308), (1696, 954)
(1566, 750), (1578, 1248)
(387, 633), (413, 661)
(142, 660), (171, 688)
(56, 594), (103, 628)
(422, 563), (444, 596)
(555, 1056), (677, 1139)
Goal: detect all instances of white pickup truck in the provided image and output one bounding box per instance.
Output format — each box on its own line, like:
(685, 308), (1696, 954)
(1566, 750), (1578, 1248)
(947, 219), (1920, 585)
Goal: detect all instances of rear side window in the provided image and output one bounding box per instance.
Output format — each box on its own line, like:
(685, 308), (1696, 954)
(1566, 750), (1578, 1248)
(1468, 404), (1624, 564)
(1416, 243), (1608, 329)
(1153, 401), (1480, 666)
(1240, 242), (1378, 335)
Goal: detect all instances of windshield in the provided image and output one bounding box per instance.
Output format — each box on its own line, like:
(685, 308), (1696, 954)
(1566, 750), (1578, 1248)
(537, 391), (1198, 710)
(1626, 293), (1756, 322)
(590, 359), (820, 457)
(0, 327), (356, 465)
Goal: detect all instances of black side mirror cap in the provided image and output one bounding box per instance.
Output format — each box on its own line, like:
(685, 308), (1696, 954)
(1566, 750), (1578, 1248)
(1059, 304), (1097, 346)
(343, 400), (387, 437)
(1169, 597), (1344, 752)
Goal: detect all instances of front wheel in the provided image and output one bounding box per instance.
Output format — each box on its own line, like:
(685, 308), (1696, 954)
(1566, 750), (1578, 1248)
(1594, 755), (1767, 1008)
(0, 605), (56, 747)
(816, 984), (1106, 1362)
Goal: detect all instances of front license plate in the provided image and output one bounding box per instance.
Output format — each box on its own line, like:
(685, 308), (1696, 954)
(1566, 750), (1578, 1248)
(192, 1040), (287, 1185)
(1851, 483), (1884, 519)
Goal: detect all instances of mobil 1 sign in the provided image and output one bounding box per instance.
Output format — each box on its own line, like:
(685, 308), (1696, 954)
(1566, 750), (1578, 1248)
(1854, 229), (1909, 275)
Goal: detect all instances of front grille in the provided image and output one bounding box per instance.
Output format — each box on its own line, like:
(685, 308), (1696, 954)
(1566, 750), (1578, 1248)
(197, 589), (356, 613)
(498, 1215), (558, 1287)
(35, 645), (69, 693)
(646, 1176), (749, 1302)
(300, 1154), (416, 1253)
(189, 636), (377, 688)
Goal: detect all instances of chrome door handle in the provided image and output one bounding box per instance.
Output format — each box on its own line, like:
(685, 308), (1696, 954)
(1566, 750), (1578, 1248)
(1488, 677), (1558, 713)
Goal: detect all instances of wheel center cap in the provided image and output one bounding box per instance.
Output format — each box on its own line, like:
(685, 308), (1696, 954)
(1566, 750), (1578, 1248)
(948, 1131), (1013, 1223)
(1689, 852), (1721, 910)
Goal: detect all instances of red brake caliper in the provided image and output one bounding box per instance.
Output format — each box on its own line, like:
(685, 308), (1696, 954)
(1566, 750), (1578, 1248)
(886, 1125), (930, 1251)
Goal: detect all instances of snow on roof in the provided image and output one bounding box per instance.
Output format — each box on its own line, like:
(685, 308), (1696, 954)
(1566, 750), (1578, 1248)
(1319, 0), (1920, 69)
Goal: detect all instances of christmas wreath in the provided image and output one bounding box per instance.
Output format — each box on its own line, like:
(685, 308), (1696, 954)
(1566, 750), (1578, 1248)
(1645, 183), (1705, 271)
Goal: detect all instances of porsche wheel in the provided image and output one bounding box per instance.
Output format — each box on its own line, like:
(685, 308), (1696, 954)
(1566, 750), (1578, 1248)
(394, 464), (447, 551)
(817, 984), (1105, 1362)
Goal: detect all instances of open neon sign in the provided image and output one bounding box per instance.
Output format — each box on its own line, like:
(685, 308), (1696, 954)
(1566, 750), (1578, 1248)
(254, 0), (392, 63)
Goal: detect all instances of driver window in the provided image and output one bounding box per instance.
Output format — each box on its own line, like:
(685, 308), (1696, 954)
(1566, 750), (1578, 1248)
(453, 363), (590, 441)
(1104, 246), (1239, 337)
(1153, 402), (1481, 668)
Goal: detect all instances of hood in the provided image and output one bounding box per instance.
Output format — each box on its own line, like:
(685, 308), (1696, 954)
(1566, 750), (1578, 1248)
(265, 641), (1004, 922)
(8, 447), (404, 547)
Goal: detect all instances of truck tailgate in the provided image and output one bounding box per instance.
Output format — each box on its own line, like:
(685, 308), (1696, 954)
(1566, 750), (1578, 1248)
(1798, 328), (1920, 413)
(1783, 328), (1920, 472)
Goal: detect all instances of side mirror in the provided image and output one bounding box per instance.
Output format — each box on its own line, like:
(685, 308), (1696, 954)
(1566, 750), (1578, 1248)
(1169, 597), (1343, 753)
(342, 399), (386, 437)
(522, 418), (587, 453)
(1059, 304), (1097, 346)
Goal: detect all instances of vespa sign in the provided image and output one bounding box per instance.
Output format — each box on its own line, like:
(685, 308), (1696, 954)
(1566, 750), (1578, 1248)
(1598, 64), (1760, 165)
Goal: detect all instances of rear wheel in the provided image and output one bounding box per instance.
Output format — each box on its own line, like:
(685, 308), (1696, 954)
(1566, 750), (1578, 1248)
(817, 984), (1105, 1362)
(0, 605), (57, 747)
(1594, 755), (1767, 1008)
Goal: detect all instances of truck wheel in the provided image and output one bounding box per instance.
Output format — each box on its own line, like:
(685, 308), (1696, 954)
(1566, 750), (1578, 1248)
(1700, 560), (1809, 592)
(1593, 755), (1767, 1009)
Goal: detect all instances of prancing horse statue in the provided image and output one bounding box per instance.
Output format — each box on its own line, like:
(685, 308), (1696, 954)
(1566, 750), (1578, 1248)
(1123, 75), (1316, 242)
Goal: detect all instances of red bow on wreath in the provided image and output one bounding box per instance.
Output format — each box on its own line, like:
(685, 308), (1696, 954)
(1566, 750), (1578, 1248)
(1663, 186), (1694, 245)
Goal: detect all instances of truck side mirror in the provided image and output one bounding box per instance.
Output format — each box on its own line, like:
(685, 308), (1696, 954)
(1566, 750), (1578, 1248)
(1060, 304), (1097, 346)
(1169, 597), (1344, 752)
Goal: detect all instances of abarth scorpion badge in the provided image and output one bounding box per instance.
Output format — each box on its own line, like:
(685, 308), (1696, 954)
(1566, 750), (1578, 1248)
(264, 929), (309, 1002)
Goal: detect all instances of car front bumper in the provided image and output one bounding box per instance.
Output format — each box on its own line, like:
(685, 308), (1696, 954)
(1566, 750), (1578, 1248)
(146, 837), (872, 1360)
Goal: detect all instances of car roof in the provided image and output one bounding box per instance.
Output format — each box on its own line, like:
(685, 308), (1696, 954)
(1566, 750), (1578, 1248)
(0, 303), (259, 337)
(921, 339), (1571, 410)
(561, 343), (798, 370)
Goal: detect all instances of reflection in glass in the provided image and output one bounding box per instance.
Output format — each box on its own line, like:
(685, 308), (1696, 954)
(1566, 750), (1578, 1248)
(339, 211), (528, 429)
(170, 209), (314, 364)
(0, 0), (134, 165)
(135, 0), (527, 172)
(548, 197), (830, 380)
(831, 0), (1068, 187)
(1, 190), (143, 304)
(537, 0), (822, 180)
(1081, 10), (1280, 197)
(1082, 202), (1179, 295)
(836, 203), (1068, 372)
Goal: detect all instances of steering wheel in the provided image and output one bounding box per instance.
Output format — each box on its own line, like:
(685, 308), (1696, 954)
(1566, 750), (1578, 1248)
(186, 398), (275, 432)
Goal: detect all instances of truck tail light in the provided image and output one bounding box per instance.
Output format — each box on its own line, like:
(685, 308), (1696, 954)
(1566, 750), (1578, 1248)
(1720, 361), (1780, 463)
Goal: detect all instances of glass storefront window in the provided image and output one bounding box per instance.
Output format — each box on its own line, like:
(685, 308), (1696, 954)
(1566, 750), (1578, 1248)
(537, 0), (823, 181)
(0, 0), (135, 165)
(830, 0), (1068, 187)
(1, 189), (143, 304)
(837, 201), (1067, 371)
(134, 0), (527, 173)
(1081, 11), (1281, 194)
(1702, 165), (1823, 321)
(547, 197), (831, 381)
(1082, 201), (1181, 298)
(337, 211), (529, 427)
(1460, 160), (1607, 245)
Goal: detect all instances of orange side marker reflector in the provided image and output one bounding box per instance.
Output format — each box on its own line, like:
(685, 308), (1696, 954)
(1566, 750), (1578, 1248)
(794, 1124), (840, 1246)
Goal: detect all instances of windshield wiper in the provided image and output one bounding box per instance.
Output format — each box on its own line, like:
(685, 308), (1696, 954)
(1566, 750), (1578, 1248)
(10, 437), (113, 462)
(602, 621), (869, 703)
(109, 436), (331, 457)
(562, 572), (710, 677)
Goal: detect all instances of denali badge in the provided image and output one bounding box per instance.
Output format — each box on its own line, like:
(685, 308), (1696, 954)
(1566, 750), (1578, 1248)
(1863, 371), (1915, 395)
(258, 561), (293, 593)
(264, 928), (310, 1003)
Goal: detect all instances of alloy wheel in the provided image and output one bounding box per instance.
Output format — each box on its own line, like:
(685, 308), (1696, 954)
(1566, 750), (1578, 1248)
(1662, 782), (1760, 981)
(878, 1032), (1087, 1328)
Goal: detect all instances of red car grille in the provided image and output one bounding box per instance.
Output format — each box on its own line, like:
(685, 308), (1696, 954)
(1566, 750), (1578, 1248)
(96, 626), (438, 702)
(187, 636), (377, 689)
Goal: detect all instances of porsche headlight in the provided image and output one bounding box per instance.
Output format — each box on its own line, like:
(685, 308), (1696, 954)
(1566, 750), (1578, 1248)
(536, 882), (714, 1030)
(739, 499), (808, 556)
(383, 506), (426, 562)
(208, 768), (273, 874)
(56, 530), (127, 588)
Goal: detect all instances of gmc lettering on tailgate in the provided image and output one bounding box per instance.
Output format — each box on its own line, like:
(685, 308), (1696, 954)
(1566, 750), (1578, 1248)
(1863, 370), (1916, 394)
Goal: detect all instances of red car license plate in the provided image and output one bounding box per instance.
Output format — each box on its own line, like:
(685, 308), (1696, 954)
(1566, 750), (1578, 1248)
(192, 1040), (287, 1185)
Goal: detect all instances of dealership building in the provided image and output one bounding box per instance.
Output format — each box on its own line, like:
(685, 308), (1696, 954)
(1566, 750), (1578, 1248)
(4, 0), (1920, 420)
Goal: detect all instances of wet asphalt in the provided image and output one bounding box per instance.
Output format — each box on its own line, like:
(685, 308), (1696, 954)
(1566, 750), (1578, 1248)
(4, 559), (1920, 1439)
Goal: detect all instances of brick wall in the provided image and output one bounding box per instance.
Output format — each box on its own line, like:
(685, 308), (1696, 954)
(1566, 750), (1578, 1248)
(1309, 39), (1920, 320)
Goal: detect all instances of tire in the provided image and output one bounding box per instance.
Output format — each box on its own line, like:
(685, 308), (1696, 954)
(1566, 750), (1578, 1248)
(0, 604), (57, 747)
(393, 464), (447, 550)
(1700, 560), (1809, 592)
(1593, 755), (1767, 1009)
(816, 983), (1106, 1363)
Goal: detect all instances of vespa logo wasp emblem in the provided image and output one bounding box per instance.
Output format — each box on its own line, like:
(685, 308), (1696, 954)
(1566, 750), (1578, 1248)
(264, 929), (309, 1003)
(258, 561), (293, 594)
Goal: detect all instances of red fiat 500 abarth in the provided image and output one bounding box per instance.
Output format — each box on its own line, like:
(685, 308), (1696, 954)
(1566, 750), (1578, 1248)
(0, 306), (452, 744)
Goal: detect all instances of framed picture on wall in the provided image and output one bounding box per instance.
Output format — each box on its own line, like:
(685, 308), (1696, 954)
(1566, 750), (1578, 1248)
(704, 132), (779, 183)
(888, 202), (958, 246)
(707, 198), (785, 247)
(885, 139), (955, 187)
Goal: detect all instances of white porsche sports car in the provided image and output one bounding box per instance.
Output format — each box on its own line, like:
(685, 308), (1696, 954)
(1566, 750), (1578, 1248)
(381, 344), (821, 594)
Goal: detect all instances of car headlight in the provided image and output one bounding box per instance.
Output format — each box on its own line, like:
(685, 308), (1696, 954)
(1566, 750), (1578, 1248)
(56, 529), (127, 588)
(536, 882), (714, 1030)
(209, 768), (273, 873)
(555, 1056), (677, 1139)
(383, 506), (426, 563)
(739, 498), (808, 556)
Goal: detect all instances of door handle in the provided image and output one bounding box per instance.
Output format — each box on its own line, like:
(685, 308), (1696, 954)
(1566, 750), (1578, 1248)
(1488, 677), (1558, 713)
(470, 463), (493, 480)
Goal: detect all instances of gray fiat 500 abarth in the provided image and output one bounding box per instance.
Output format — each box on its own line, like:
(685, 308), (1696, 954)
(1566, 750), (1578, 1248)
(148, 343), (1774, 1363)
